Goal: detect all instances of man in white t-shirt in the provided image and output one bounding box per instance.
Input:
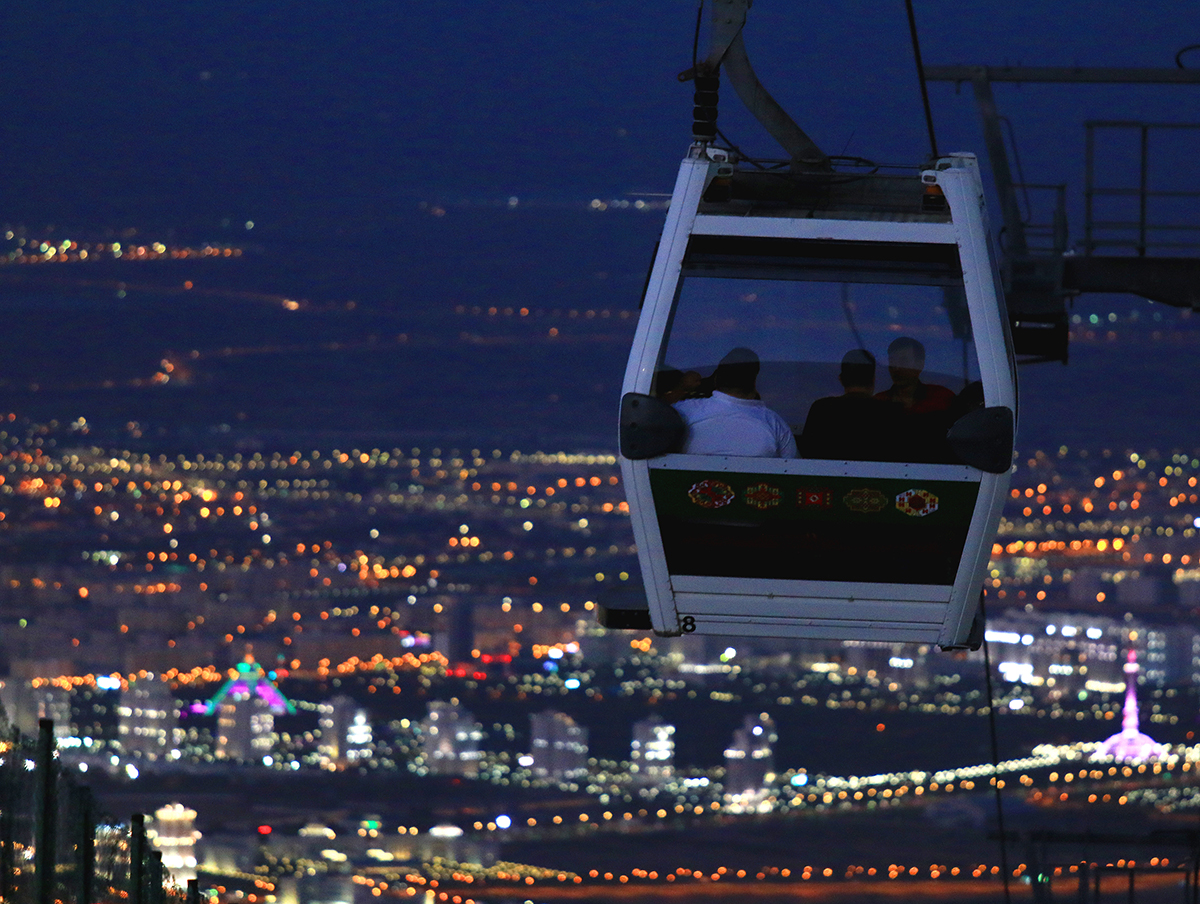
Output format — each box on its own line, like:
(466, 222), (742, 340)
(674, 347), (797, 458)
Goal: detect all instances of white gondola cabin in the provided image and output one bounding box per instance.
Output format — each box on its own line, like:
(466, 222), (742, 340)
(617, 149), (1016, 648)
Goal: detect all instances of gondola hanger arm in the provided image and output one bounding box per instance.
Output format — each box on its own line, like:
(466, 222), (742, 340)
(682, 0), (746, 77)
(680, 0), (830, 172)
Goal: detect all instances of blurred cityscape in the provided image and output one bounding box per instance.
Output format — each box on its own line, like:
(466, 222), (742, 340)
(4, 411), (1200, 901)
(3, 224), (1200, 902)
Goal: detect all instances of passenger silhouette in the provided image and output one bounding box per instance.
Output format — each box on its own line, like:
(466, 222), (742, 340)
(875, 336), (955, 413)
(655, 367), (703, 404)
(801, 349), (899, 461)
(674, 347), (796, 457)
(876, 337), (956, 462)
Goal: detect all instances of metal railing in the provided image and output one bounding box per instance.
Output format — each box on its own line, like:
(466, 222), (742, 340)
(1084, 121), (1200, 256)
(1012, 182), (1069, 255)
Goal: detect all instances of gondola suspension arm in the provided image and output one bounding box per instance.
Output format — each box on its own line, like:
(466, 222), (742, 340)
(680, 0), (830, 172)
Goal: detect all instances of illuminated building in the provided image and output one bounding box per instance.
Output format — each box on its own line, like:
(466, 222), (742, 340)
(529, 710), (588, 782)
(216, 694), (273, 762)
(724, 712), (776, 798)
(345, 711), (372, 759)
(975, 610), (1200, 698)
(420, 700), (483, 777)
(206, 659), (294, 763)
(0, 679), (72, 738)
(118, 675), (178, 760)
(147, 803), (201, 884)
(421, 823), (498, 867)
(630, 715), (675, 788)
(317, 695), (372, 766)
(1092, 649), (1168, 763)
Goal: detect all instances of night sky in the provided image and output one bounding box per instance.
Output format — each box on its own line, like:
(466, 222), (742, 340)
(3, 2), (1200, 450)
(4, 2), (1198, 225)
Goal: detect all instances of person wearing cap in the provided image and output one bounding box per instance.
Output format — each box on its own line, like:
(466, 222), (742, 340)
(801, 348), (900, 461)
(674, 347), (797, 458)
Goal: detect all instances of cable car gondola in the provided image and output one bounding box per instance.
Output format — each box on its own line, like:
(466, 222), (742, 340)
(616, 148), (1017, 648)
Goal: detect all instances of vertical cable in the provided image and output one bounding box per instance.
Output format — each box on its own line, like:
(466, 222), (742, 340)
(904, 0), (939, 159)
(979, 594), (1012, 904)
(840, 283), (866, 351)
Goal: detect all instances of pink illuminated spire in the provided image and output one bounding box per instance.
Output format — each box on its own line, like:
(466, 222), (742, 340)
(1121, 650), (1140, 734)
(1093, 648), (1167, 763)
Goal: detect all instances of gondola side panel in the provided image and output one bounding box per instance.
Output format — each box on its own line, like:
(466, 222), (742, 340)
(931, 155), (1017, 645)
(620, 154), (720, 635)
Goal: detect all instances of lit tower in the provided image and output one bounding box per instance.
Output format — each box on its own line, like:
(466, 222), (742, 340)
(724, 712), (776, 798)
(630, 715), (675, 788)
(1093, 649), (1168, 763)
(147, 803), (201, 885)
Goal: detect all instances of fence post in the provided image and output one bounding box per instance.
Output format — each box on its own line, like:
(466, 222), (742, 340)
(151, 850), (165, 904)
(131, 813), (146, 904)
(79, 786), (95, 904)
(0, 728), (16, 904)
(35, 719), (58, 904)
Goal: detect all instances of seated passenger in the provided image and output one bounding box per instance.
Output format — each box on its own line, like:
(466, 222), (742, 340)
(876, 336), (956, 462)
(655, 367), (703, 404)
(875, 336), (955, 413)
(801, 349), (899, 461)
(674, 347), (797, 458)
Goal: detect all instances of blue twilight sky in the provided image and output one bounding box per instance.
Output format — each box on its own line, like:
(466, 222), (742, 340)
(2, 2), (1198, 228)
(2, 2), (1200, 454)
